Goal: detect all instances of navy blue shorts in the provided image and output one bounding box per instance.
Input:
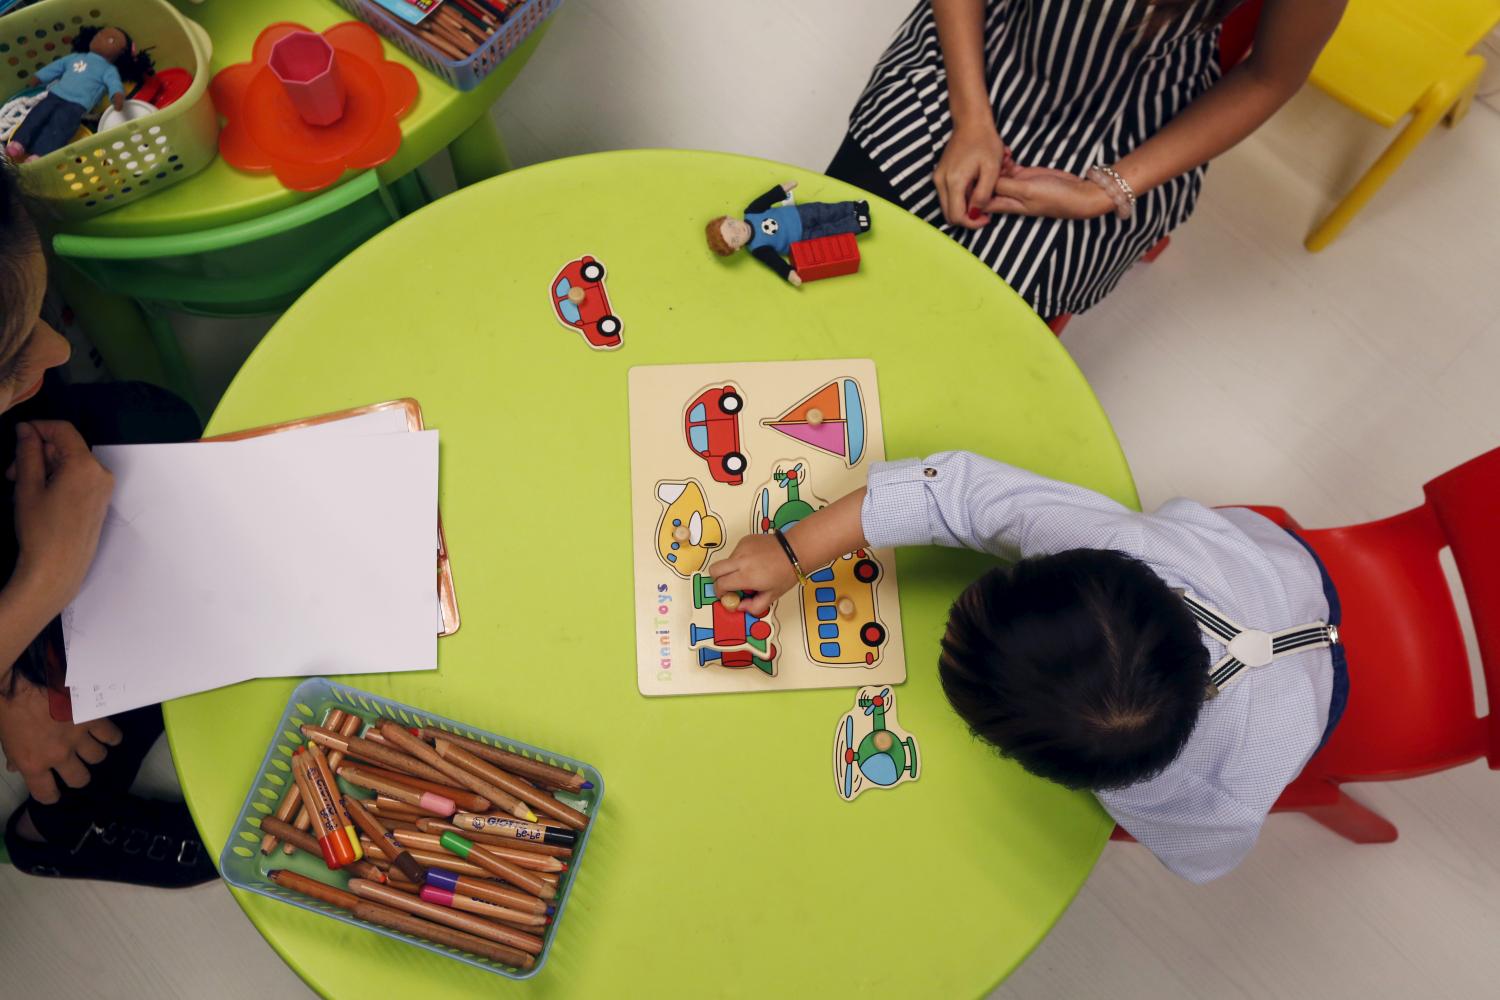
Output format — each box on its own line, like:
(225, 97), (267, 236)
(1284, 529), (1349, 751)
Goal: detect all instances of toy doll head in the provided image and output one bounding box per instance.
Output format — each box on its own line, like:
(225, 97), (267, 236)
(705, 216), (753, 256)
(73, 26), (156, 83)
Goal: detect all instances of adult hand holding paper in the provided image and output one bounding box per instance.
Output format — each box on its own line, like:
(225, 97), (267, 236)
(11, 420), (115, 618)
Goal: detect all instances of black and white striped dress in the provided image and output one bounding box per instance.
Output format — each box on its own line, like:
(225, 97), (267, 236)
(848, 0), (1228, 317)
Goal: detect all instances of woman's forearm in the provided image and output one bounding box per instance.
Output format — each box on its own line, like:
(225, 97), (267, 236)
(0, 573), (63, 691)
(1115, 0), (1345, 196)
(932, 0), (994, 131)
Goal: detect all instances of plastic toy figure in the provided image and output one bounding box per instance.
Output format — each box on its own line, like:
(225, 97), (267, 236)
(6, 26), (155, 161)
(705, 181), (870, 286)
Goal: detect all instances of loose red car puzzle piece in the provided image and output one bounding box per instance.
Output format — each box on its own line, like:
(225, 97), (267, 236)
(683, 383), (748, 485)
(551, 254), (623, 350)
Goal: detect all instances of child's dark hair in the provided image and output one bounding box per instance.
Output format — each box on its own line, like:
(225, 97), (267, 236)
(938, 549), (1209, 791)
(73, 26), (156, 84)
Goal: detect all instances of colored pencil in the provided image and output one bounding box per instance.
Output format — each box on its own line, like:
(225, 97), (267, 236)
(438, 830), (556, 900)
(258, 816), (387, 883)
(339, 765), (457, 816)
(345, 794), (426, 885)
(348, 878), (546, 956)
(336, 762), (490, 814)
(291, 748), (358, 869)
(403, 849), (493, 879)
(391, 829), (568, 873)
(417, 728), (593, 792)
(435, 739), (590, 831)
(264, 710), (359, 855)
(415, 817), (573, 859)
(377, 722), (536, 822)
(450, 811), (577, 847)
(288, 713), (365, 855)
(270, 871), (533, 970)
(423, 867), (554, 916)
(365, 796), (424, 820)
(301, 724), (451, 785)
(420, 884), (550, 930)
(307, 742), (363, 863)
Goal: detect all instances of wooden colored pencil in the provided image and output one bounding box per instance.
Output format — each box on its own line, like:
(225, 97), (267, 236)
(345, 794), (426, 885)
(301, 724), (451, 785)
(435, 739), (590, 831)
(291, 749), (358, 869)
(404, 849), (493, 879)
(270, 871), (533, 969)
(425, 16), (475, 55)
(377, 722), (536, 822)
(425, 868), (553, 916)
(264, 710), (359, 855)
(365, 796), (423, 820)
(339, 765), (456, 816)
(257, 817), (387, 883)
(288, 713), (365, 855)
(338, 762), (490, 814)
(437, 830), (556, 900)
(417, 728), (592, 792)
(391, 829), (568, 873)
(415, 818), (573, 859)
(419, 884), (550, 930)
(450, 811), (578, 847)
(307, 742), (363, 862)
(348, 878), (545, 956)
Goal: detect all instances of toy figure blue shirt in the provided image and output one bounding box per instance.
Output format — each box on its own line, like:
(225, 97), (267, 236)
(36, 51), (123, 110)
(744, 205), (803, 256)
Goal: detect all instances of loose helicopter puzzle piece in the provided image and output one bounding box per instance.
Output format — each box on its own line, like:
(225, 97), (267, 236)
(834, 686), (919, 801)
(690, 574), (778, 676)
(653, 480), (725, 578)
(761, 378), (867, 468)
(550, 254), (623, 351)
(683, 382), (748, 486)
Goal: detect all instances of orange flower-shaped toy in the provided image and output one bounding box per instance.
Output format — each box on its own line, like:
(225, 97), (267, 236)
(211, 22), (417, 192)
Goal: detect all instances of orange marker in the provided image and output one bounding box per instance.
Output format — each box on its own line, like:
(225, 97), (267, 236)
(307, 742), (363, 863)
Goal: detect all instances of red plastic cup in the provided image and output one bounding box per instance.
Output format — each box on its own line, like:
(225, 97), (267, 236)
(267, 30), (345, 127)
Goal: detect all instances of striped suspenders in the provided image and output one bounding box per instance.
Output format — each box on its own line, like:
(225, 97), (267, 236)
(1180, 593), (1341, 697)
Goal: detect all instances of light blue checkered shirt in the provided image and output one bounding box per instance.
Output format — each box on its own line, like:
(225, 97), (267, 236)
(861, 452), (1332, 883)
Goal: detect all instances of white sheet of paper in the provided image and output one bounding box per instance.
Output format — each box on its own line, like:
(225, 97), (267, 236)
(63, 431), (439, 722)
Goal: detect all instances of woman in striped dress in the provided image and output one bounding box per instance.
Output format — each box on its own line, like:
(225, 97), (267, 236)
(830, 0), (1345, 319)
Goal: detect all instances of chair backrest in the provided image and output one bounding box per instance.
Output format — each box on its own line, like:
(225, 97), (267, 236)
(1300, 446), (1500, 781)
(51, 171), (401, 318)
(1220, 0), (1264, 71)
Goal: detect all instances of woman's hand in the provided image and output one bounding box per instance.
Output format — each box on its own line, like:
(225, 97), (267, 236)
(9, 421), (114, 616)
(708, 534), (801, 619)
(934, 121), (1015, 229)
(984, 165), (1118, 220)
(0, 676), (121, 804)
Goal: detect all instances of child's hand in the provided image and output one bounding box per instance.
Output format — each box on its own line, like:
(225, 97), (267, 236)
(0, 675), (122, 804)
(934, 121), (1013, 229)
(709, 534), (800, 618)
(984, 166), (1116, 220)
(11, 421), (115, 618)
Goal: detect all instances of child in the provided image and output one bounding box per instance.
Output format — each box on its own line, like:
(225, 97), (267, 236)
(706, 180), (872, 286)
(828, 0), (1346, 318)
(7, 26), (155, 162)
(710, 450), (1346, 882)
(0, 164), (213, 886)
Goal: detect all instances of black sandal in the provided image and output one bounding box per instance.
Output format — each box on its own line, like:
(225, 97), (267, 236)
(5, 794), (218, 888)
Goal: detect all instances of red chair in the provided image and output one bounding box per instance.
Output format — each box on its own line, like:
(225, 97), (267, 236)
(1112, 445), (1500, 846)
(1047, 0), (1264, 336)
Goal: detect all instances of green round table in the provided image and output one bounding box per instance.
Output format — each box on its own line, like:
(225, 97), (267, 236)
(166, 149), (1139, 998)
(69, 0), (549, 237)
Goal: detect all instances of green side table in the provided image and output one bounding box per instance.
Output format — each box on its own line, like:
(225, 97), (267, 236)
(165, 150), (1139, 998)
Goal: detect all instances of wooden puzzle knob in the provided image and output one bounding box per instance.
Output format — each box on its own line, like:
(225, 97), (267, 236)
(721, 592), (741, 611)
(807, 408), (825, 426)
(837, 597), (856, 620)
(567, 287), (586, 304)
(672, 526), (690, 542)
(873, 731), (894, 751)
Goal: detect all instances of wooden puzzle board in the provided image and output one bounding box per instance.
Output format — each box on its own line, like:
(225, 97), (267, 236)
(628, 359), (906, 697)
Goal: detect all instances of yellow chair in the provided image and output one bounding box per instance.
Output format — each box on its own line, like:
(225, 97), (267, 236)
(1305, 0), (1500, 250)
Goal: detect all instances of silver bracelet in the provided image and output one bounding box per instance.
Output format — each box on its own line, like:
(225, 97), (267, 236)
(1086, 163), (1135, 220)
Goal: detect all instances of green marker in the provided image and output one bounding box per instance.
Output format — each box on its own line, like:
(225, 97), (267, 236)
(440, 830), (476, 858)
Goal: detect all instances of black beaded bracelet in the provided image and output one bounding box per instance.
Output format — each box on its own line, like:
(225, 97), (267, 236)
(771, 528), (808, 583)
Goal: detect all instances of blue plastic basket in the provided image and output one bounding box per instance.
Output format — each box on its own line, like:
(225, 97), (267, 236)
(219, 678), (603, 980)
(332, 0), (561, 91)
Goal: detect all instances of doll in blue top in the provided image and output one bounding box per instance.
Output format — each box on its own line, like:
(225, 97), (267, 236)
(706, 181), (871, 286)
(6, 26), (155, 162)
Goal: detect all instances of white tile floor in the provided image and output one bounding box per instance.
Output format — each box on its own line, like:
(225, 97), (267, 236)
(4, 3), (1500, 996)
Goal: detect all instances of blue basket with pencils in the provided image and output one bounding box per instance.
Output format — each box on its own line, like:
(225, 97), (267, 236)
(332, 0), (562, 91)
(220, 678), (603, 980)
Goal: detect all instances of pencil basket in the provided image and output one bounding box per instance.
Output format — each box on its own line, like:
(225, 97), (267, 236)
(332, 0), (561, 91)
(220, 678), (604, 980)
(0, 0), (218, 221)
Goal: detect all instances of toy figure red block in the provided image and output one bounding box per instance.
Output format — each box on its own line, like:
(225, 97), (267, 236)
(790, 233), (860, 282)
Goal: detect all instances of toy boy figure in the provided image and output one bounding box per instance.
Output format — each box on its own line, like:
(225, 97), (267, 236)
(706, 181), (871, 286)
(7, 26), (148, 162)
